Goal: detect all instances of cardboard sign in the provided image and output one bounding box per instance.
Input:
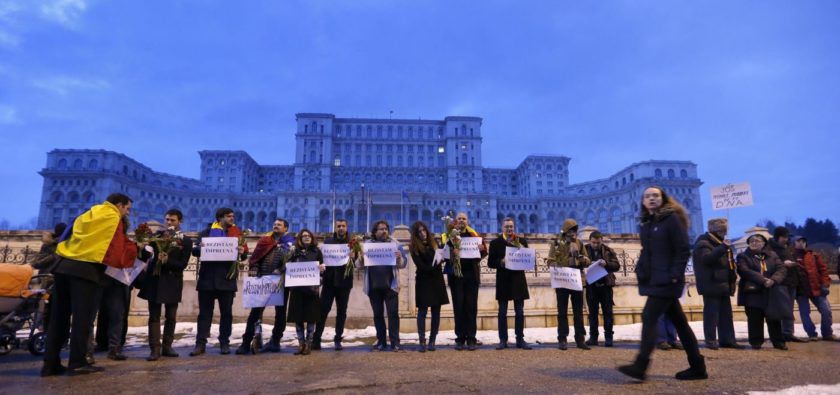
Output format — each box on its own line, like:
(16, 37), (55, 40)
(504, 247), (536, 271)
(459, 237), (482, 259)
(551, 266), (583, 291)
(200, 237), (239, 261)
(105, 258), (147, 286)
(321, 244), (351, 267)
(284, 261), (321, 287)
(362, 242), (398, 266)
(711, 182), (754, 211)
(585, 262), (609, 284)
(242, 275), (284, 308)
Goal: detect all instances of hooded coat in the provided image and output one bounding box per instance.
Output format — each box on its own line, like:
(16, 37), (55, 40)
(634, 207), (691, 298)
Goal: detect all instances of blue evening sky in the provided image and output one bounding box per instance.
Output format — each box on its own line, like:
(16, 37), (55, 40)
(1, 0), (838, 235)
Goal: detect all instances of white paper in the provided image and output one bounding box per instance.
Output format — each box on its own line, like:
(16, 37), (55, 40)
(585, 262), (609, 284)
(504, 247), (536, 271)
(362, 242), (398, 266)
(200, 237), (239, 261)
(710, 182), (754, 211)
(551, 266), (583, 291)
(320, 244), (351, 267)
(105, 258), (147, 286)
(433, 248), (450, 266)
(459, 237), (482, 259)
(242, 275), (285, 308)
(284, 261), (321, 287)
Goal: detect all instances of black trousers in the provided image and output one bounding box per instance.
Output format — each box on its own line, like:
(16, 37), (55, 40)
(43, 273), (100, 370)
(638, 296), (702, 363)
(148, 301), (178, 349)
(586, 285), (614, 339)
(498, 299), (525, 342)
(368, 288), (400, 347)
(196, 290), (235, 345)
(556, 288), (586, 340)
(745, 306), (784, 346)
(100, 280), (129, 349)
(702, 294), (737, 345)
(241, 288), (290, 344)
(417, 305), (441, 341)
(93, 284), (130, 350)
(314, 285), (352, 342)
(448, 275), (479, 344)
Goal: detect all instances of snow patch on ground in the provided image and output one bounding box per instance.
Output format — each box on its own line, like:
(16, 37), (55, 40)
(749, 384), (840, 394)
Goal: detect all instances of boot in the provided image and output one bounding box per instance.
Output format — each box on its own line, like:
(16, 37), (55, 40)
(705, 340), (719, 350)
(575, 336), (590, 350)
(162, 344), (179, 357)
(334, 338), (344, 351)
(675, 355), (708, 380)
(302, 340), (312, 355)
(496, 341), (509, 350)
(189, 343), (206, 357)
(585, 336), (598, 346)
(261, 336), (281, 353)
(311, 338), (321, 351)
(604, 334), (614, 348)
(146, 346), (161, 361)
(107, 346), (127, 361)
(85, 352), (96, 365)
(515, 338), (532, 350)
(557, 339), (568, 350)
(418, 338), (427, 353)
(617, 356), (650, 381)
(235, 344), (250, 355)
(294, 340), (305, 355)
(427, 334), (437, 352)
(220, 342), (231, 355)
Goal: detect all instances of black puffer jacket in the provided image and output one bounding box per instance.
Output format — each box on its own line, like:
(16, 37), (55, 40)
(635, 209), (691, 298)
(692, 233), (737, 297)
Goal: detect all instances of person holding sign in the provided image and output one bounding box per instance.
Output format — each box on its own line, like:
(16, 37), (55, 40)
(488, 217), (532, 350)
(313, 219), (355, 351)
(547, 219), (591, 351)
(189, 208), (249, 357)
(583, 231), (620, 347)
(357, 220), (407, 352)
(409, 221), (449, 352)
(42, 193), (142, 377)
(285, 229), (325, 356)
(236, 219), (294, 355)
(139, 209), (194, 361)
(443, 212), (487, 351)
(618, 186), (707, 381)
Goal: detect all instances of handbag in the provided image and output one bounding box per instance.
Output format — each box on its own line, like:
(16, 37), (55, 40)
(741, 281), (761, 293)
(765, 285), (794, 321)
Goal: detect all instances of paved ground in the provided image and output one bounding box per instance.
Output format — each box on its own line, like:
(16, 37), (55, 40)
(3, 339), (840, 394)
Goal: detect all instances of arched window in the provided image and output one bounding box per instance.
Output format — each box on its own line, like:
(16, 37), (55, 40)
(88, 159), (98, 169)
(72, 159), (82, 169)
(680, 169), (688, 178)
(57, 159), (68, 169)
(667, 169), (675, 179)
(655, 169), (663, 178)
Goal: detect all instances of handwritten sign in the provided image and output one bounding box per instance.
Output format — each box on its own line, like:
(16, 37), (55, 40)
(284, 261), (321, 287)
(585, 262), (609, 284)
(105, 258), (147, 286)
(459, 237), (482, 259)
(504, 247), (536, 271)
(200, 237), (239, 261)
(362, 242), (397, 266)
(321, 244), (351, 267)
(551, 266), (583, 291)
(242, 275), (284, 308)
(711, 182), (754, 211)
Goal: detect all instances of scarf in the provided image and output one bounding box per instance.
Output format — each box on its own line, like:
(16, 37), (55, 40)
(707, 232), (735, 270)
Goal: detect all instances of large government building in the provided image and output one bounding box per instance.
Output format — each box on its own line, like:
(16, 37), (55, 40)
(38, 113), (705, 238)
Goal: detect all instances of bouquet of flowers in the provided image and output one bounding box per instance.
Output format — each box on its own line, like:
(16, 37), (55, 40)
(133, 223), (153, 243)
(345, 234), (364, 278)
(227, 228), (252, 280)
(442, 215), (463, 278)
(151, 226), (185, 276)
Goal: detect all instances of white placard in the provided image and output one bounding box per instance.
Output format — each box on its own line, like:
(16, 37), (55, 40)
(362, 242), (398, 266)
(105, 258), (147, 286)
(459, 237), (482, 259)
(242, 275), (284, 308)
(551, 266), (583, 291)
(200, 237), (239, 261)
(711, 182), (754, 211)
(321, 244), (351, 267)
(504, 247), (536, 271)
(433, 248), (450, 266)
(585, 262), (609, 284)
(284, 261), (321, 287)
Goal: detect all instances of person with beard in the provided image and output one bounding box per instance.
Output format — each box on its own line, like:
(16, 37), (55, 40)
(768, 227), (807, 343)
(444, 212), (487, 351)
(584, 231), (621, 347)
(692, 218), (744, 350)
(408, 221), (449, 352)
(313, 219), (355, 351)
(285, 229), (325, 356)
(488, 217), (532, 350)
(617, 186), (706, 381)
(736, 233), (788, 350)
(792, 237), (836, 342)
(547, 219), (591, 351)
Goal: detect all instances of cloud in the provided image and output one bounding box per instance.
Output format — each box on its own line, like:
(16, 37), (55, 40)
(32, 75), (109, 96)
(39, 0), (87, 27)
(0, 105), (20, 124)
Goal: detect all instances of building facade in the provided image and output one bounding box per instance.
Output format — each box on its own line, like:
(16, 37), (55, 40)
(37, 113), (704, 238)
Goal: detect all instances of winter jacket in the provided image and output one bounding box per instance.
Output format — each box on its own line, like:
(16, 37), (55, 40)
(138, 231), (194, 304)
(634, 209), (691, 298)
(410, 242), (450, 307)
(768, 238), (803, 291)
(192, 225), (249, 292)
(487, 235), (531, 301)
(794, 248), (830, 298)
(692, 233), (737, 297)
(584, 243), (621, 287)
(736, 248), (786, 309)
(248, 232), (293, 277)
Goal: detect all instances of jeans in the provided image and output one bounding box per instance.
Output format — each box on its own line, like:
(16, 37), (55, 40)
(657, 315), (677, 343)
(556, 288), (585, 340)
(196, 290), (235, 345)
(417, 305), (441, 341)
(368, 288), (400, 347)
(701, 294), (737, 345)
(315, 285), (352, 342)
(240, 288), (289, 344)
(745, 306), (784, 346)
(586, 285), (614, 339)
(148, 302), (178, 349)
(781, 286), (797, 337)
(638, 297), (701, 363)
(797, 295), (834, 338)
(498, 299), (525, 342)
(295, 323), (316, 342)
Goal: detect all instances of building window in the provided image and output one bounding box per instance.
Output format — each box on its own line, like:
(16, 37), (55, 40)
(334, 156), (341, 167)
(438, 146), (445, 153)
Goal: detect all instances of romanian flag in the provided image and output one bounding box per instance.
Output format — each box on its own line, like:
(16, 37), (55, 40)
(56, 201), (137, 268)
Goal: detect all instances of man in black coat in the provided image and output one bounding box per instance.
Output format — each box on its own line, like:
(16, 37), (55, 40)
(139, 209), (193, 361)
(445, 212), (487, 351)
(584, 231), (621, 347)
(768, 227), (807, 343)
(488, 217), (532, 350)
(189, 208), (248, 356)
(692, 218), (744, 350)
(313, 219), (355, 351)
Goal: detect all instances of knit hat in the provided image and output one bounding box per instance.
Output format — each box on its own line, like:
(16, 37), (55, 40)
(707, 218), (728, 234)
(561, 219), (579, 235)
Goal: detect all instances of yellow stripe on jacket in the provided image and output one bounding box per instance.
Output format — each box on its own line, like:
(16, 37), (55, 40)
(56, 202), (122, 264)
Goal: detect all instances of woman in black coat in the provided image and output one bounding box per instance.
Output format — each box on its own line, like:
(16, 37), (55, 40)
(736, 233), (787, 350)
(409, 221), (450, 352)
(285, 229), (325, 355)
(618, 186), (707, 381)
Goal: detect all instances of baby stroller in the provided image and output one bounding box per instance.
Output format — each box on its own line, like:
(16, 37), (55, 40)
(0, 264), (53, 356)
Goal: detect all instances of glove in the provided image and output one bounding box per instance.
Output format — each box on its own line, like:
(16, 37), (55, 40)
(821, 286), (830, 296)
(764, 279), (775, 288)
